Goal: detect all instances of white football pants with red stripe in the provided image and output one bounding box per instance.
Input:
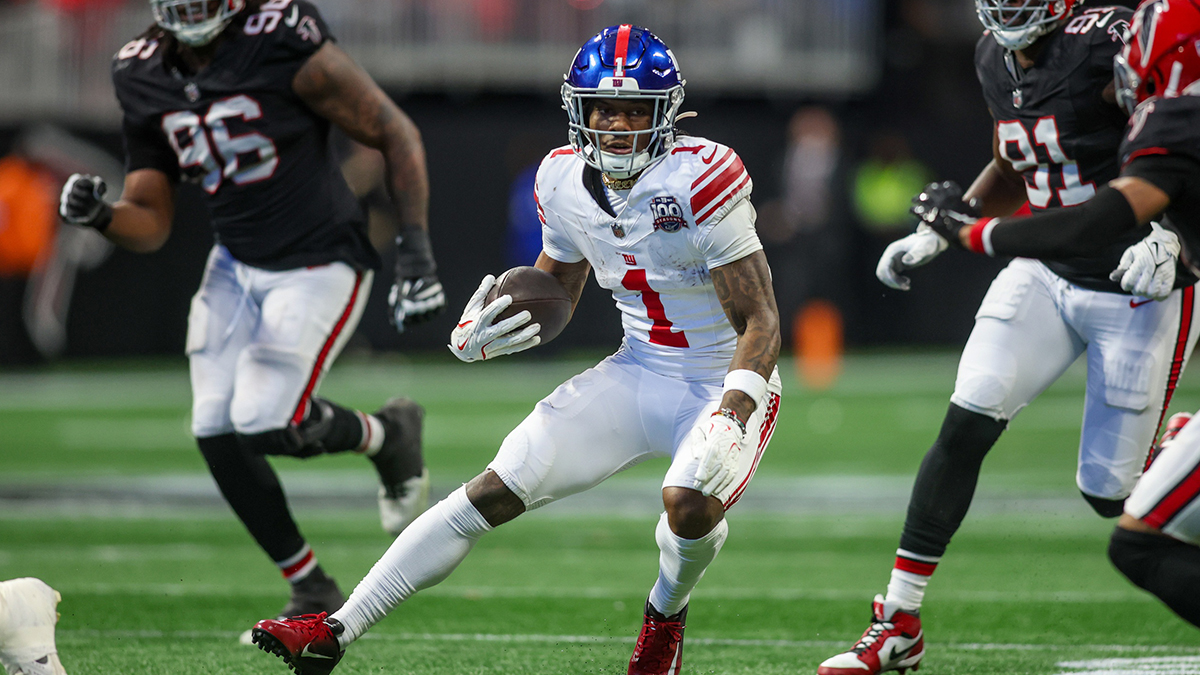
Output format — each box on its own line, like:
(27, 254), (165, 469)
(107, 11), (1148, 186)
(187, 245), (372, 438)
(1126, 411), (1200, 545)
(951, 258), (1200, 501)
(487, 347), (782, 510)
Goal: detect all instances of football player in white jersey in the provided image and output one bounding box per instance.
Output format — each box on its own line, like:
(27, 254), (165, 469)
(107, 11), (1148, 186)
(250, 24), (782, 675)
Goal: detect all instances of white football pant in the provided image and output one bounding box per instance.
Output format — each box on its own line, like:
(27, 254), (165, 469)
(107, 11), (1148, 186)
(487, 347), (782, 510)
(187, 245), (372, 438)
(952, 259), (1200, 500)
(1126, 410), (1200, 545)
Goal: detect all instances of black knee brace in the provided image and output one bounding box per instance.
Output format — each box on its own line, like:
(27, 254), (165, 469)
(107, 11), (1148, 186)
(1109, 526), (1200, 627)
(1082, 491), (1126, 518)
(898, 403), (1007, 558)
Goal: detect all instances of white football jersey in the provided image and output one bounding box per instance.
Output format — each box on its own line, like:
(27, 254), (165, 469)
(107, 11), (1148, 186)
(535, 136), (762, 382)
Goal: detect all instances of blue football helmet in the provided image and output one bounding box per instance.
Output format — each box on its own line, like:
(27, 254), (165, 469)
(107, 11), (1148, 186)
(562, 25), (686, 179)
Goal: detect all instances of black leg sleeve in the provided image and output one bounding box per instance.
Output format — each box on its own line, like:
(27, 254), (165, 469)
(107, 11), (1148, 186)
(197, 433), (307, 563)
(898, 403), (1007, 558)
(1109, 526), (1200, 628)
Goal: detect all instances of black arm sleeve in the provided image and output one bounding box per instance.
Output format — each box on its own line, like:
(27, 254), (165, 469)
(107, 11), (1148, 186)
(988, 186), (1138, 259)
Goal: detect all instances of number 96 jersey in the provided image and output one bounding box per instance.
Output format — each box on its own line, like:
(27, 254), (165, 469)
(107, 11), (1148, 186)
(111, 0), (378, 273)
(535, 137), (763, 383)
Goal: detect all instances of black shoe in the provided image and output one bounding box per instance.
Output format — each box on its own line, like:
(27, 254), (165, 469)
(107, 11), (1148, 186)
(281, 568), (345, 618)
(239, 568), (344, 646)
(371, 397), (430, 536)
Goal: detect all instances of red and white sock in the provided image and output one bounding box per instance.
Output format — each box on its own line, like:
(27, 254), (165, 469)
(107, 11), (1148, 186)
(278, 544), (318, 583)
(356, 412), (386, 456)
(885, 548), (940, 611)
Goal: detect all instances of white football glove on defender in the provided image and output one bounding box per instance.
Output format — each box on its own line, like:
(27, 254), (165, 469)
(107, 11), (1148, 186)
(876, 224), (949, 291)
(1111, 222), (1180, 302)
(448, 275), (540, 363)
(690, 412), (747, 498)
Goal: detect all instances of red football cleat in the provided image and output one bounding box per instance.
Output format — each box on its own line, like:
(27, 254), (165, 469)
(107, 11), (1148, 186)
(628, 601), (687, 675)
(251, 612), (345, 675)
(817, 595), (924, 675)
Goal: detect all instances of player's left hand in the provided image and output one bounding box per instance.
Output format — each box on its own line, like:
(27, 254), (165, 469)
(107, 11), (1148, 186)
(389, 275), (446, 332)
(690, 411), (747, 498)
(910, 181), (980, 248)
(1111, 222), (1180, 301)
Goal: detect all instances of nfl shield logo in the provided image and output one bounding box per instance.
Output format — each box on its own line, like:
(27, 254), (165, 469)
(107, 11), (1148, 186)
(185, 82), (201, 103)
(1012, 88), (1023, 109)
(651, 196), (687, 233)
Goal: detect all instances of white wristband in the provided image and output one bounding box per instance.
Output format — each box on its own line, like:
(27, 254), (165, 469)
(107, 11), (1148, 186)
(723, 369), (767, 405)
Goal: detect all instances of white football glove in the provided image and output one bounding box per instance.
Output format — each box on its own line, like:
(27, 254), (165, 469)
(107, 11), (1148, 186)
(876, 224), (949, 291)
(690, 412), (746, 498)
(448, 274), (540, 362)
(1111, 222), (1180, 302)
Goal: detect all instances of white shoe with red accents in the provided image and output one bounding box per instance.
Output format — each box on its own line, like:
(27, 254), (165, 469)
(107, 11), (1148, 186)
(817, 595), (923, 675)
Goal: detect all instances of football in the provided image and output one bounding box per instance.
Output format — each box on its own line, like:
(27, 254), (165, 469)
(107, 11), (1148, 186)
(485, 266), (573, 345)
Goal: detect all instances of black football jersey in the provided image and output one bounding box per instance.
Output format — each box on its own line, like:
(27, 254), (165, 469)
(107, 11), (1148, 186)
(976, 6), (1144, 292)
(112, 0), (380, 272)
(1122, 96), (1200, 266)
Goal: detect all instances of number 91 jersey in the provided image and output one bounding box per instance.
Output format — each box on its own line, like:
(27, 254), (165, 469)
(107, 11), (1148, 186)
(112, 0), (378, 273)
(535, 137), (762, 383)
(976, 5), (1146, 293)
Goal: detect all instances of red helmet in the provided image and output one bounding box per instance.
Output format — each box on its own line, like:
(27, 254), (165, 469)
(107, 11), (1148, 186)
(1115, 0), (1200, 115)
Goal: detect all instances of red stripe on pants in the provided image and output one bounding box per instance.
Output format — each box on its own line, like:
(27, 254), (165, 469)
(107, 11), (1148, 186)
(290, 271), (364, 426)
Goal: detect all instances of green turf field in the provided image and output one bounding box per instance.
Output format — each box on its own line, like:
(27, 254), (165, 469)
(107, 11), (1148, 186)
(2, 352), (1198, 674)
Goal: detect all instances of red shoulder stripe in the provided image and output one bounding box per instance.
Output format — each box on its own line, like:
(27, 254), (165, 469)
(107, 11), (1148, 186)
(691, 156), (746, 217)
(672, 146), (704, 155)
(690, 148), (734, 189)
(696, 172), (751, 224)
(549, 148), (575, 159)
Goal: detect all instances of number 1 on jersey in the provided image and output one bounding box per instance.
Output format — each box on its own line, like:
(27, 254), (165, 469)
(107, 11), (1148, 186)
(622, 269), (690, 348)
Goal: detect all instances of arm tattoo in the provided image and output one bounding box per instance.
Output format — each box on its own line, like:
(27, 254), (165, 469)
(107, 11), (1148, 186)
(712, 251), (781, 380)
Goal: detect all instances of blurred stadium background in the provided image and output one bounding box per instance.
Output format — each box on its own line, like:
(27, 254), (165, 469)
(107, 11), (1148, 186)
(2, 0), (1198, 673)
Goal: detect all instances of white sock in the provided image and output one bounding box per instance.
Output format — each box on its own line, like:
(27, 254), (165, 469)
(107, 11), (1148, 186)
(885, 549), (939, 611)
(331, 486), (492, 646)
(358, 413), (386, 456)
(647, 512), (728, 617)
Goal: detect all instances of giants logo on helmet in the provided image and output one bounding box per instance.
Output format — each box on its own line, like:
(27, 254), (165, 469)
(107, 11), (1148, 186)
(651, 196), (687, 233)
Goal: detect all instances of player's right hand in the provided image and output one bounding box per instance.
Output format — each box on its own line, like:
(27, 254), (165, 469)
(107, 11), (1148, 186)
(448, 274), (540, 363)
(876, 224), (949, 291)
(1111, 222), (1180, 301)
(59, 173), (112, 230)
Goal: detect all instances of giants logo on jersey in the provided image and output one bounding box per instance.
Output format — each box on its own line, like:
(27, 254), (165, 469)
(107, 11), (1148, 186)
(651, 196), (687, 233)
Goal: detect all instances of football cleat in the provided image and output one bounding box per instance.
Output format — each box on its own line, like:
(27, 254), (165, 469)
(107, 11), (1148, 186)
(240, 571), (344, 646)
(371, 397), (430, 536)
(0, 578), (68, 675)
(251, 613), (344, 675)
(628, 601), (686, 675)
(817, 595), (923, 675)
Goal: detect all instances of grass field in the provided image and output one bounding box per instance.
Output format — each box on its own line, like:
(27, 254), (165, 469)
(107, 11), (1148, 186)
(2, 351), (1198, 674)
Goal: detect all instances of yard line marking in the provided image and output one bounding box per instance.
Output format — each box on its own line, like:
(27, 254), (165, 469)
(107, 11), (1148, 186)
(1055, 656), (1200, 674)
(55, 629), (1200, 654)
(52, 582), (1155, 604)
